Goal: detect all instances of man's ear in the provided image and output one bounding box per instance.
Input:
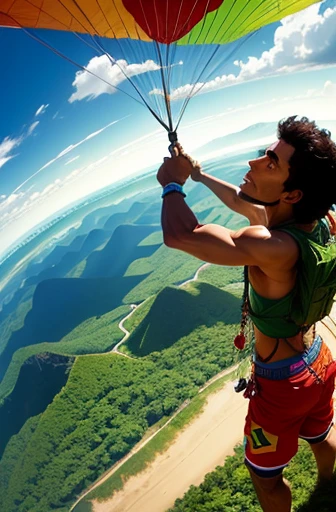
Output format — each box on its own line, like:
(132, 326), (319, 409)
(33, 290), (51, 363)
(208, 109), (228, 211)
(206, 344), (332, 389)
(282, 189), (303, 204)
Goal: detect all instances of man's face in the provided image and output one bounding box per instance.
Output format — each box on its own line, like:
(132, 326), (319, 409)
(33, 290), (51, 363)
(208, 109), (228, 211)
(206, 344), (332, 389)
(240, 139), (296, 204)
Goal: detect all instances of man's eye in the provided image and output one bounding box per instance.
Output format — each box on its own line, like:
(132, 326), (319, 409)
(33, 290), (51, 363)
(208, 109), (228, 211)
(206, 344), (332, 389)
(267, 161), (275, 169)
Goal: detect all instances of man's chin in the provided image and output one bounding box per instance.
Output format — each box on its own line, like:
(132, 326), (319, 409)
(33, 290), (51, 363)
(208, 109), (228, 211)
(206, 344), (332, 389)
(239, 183), (252, 194)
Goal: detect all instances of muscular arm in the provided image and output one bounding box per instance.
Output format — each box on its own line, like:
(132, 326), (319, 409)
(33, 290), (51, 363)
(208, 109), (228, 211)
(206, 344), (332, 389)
(196, 170), (267, 226)
(162, 193), (298, 270)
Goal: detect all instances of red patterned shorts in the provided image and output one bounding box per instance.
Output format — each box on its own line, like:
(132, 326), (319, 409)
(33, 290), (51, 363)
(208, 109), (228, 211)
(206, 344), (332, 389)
(244, 337), (336, 477)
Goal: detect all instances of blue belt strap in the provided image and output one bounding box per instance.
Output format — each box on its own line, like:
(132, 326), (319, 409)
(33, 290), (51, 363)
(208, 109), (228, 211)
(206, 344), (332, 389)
(254, 336), (322, 380)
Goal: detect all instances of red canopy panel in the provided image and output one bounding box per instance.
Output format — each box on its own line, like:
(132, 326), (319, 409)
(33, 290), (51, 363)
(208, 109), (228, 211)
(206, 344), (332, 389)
(122, 0), (224, 44)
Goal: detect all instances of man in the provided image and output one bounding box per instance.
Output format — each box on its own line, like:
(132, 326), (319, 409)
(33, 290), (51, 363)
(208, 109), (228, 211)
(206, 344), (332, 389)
(157, 116), (336, 512)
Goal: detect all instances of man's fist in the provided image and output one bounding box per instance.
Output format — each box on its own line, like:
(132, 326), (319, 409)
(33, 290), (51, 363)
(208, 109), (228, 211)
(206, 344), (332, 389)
(157, 143), (201, 187)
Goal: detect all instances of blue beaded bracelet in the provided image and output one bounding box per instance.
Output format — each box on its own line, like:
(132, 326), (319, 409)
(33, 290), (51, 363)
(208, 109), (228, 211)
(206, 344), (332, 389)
(161, 182), (186, 198)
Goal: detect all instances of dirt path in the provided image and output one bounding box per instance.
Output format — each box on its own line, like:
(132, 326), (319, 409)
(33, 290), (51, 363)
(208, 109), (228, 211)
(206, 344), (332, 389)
(92, 384), (248, 512)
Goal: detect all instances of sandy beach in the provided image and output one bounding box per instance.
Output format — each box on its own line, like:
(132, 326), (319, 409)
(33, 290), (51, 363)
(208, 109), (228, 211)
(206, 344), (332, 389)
(91, 306), (336, 512)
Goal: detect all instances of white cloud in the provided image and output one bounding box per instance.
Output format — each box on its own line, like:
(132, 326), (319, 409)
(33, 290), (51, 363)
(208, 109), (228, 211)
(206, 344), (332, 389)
(0, 136), (22, 169)
(0, 192), (24, 211)
(65, 156), (80, 165)
(296, 79), (336, 99)
(0, 111), (45, 170)
(27, 121), (39, 135)
(35, 104), (49, 116)
(29, 192), (40, 201)
(151, 3), (336, 101)
(38, 120), (119, 172)
(234, 4), (336, 79)
(69, 56), (160, 102)
(11, 118), (123, 196)
(321, 79), (336, 96)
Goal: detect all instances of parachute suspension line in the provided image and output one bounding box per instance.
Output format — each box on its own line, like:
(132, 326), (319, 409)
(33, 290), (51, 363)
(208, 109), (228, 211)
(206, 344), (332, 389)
(137, 0), (152, 39)
(91, 36), (170, 133)
(154, 41), (174, 134)
(56, 1), (169, 130)
(165, 42), (178, 128)
(172, 1), (217, 127)
(227, 0), (266, 39)
(175, 45), (220, 132)
(11, 24), (143, 107)
(73, 32), (108, 54)
(171, 0), (208, 43)
(166, 42), (176, 97)
(167, 0), (183, 43)
(228, 0), (277, 43)
(57, 0), (100, 35)
(207, 0), (240, 44)
(194, 30), (254, 95)
(193, 0), (224, 45)
(176, 30), (256, 131)
(0, 4), (76, 34)
(5, 3), (145, 112)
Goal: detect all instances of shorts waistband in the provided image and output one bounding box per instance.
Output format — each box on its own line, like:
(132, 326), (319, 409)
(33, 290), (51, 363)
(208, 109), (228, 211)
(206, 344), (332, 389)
(254, 335), (322, 380)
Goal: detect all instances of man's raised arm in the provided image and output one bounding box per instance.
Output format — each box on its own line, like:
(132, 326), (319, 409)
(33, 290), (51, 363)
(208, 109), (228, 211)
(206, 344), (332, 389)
(191, 166), (267, 226)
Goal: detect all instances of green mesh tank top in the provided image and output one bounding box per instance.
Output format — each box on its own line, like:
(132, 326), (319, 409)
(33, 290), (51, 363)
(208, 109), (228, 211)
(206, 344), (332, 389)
(248, 218), (333, 338)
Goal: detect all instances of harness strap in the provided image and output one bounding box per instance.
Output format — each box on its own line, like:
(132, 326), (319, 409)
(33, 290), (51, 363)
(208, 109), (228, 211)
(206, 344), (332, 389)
(258, 338), (280, 363)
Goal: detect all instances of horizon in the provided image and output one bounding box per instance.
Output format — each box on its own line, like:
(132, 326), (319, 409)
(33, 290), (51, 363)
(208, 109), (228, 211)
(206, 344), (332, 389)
(0, 129), (272, 264)
(1, 115), (336, 265)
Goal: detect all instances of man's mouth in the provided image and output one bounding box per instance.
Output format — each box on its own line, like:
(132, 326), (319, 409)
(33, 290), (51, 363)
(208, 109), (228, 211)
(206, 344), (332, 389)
(243, 173), (254, 184)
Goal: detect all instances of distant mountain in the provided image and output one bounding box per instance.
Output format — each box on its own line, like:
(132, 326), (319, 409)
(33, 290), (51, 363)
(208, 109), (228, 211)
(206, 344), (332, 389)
(134, 201), (161, 225)
(103, 201), (149, 231)
(126, 281), (241, 356)
(24, 235), (87, 282)
(82, 224), (160, 278)
(194, 119), (336, 159)
(25, 228), (111, 286)
(194, 122), (277, 158)
(76, 202), (131, 235)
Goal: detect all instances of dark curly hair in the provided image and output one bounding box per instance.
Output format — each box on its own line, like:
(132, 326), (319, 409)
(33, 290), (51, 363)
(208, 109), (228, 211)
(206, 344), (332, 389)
(278, 116), (336, 223)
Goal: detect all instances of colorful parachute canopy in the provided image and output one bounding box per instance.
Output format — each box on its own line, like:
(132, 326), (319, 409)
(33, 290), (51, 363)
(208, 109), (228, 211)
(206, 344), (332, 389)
(0, 0), (319, 43)
(0, 0), (321, 136)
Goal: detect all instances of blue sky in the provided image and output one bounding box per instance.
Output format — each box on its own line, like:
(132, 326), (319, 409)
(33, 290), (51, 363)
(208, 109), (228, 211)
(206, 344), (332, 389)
(1, 0), (336, 258)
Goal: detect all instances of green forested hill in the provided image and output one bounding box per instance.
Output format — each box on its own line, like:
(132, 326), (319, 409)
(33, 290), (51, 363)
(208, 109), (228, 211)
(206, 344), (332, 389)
(0, 305), (129, 403)
(0, 275), (144, 382)
(123, 244), (202, 302)
(82, 224), (160, 278)
(0, 317), (240, 512)
(0, 272), (243, 512)
(197, 264), (244, 288)
(126, 282), (241, 356)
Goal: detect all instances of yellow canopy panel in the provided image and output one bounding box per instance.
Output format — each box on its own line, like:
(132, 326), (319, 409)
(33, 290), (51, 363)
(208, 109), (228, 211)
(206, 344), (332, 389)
(0, 0), (151, 41)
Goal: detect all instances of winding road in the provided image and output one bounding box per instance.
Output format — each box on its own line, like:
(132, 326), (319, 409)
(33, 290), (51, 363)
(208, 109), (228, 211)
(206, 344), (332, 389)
(111, 262), (210, 358)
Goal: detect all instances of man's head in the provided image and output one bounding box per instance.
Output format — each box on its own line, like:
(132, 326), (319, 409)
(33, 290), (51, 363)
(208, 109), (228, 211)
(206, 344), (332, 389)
(279, 116), (336, 223)
(240, 116), (336, 223)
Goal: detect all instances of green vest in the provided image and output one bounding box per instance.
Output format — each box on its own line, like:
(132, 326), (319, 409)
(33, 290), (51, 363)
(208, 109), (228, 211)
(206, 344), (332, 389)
(248, 219), (336, 337)
(279, 219), (336, 327)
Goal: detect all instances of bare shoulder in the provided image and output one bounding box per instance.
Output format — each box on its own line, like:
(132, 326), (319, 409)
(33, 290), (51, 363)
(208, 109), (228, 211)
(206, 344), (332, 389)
(232, 225), (299, 269)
